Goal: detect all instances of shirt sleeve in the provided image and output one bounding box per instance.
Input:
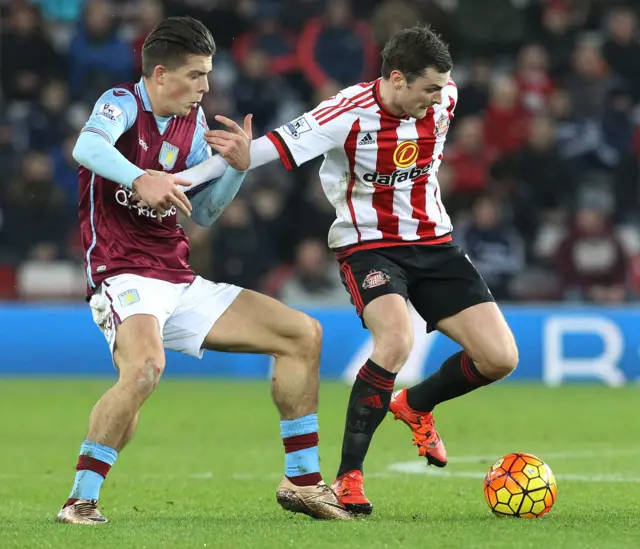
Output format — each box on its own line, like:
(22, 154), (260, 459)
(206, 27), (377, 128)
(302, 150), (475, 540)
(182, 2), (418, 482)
(266, 93), (355, 170)
(73, 132), (145, 189)
(80, 87), (138, 145)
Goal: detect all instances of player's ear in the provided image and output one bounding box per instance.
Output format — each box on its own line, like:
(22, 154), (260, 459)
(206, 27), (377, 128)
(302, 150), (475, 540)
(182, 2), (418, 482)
(390, 70), (405, 90)
(153, 65), (168, 85)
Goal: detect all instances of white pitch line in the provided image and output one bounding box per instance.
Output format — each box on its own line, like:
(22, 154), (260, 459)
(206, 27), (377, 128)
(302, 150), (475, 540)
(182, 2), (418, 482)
(445, 448), (640, 464)
(388, 447), (640, 483)
(385, 465), (640, 483)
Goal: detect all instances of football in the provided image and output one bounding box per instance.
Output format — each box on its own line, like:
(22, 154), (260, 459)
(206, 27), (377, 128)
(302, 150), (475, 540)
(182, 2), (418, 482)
(484, 452), (558, 518)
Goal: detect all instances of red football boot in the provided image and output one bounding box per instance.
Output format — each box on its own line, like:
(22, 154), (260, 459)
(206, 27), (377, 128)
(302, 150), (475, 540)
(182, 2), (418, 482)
(331, 470), (372, 516)
(389, 388), (447, 467)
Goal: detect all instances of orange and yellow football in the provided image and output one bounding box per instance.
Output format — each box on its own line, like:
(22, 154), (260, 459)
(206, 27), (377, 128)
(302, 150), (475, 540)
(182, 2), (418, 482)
(484, 452), (557, 518)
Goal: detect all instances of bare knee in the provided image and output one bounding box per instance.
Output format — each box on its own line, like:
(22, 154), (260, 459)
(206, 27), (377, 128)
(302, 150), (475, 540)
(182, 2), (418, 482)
(279, 313), (323, 363)
(474, 338), (519, 380)
(113, 315), (165, 398)
(117, 355), (165, 399)
(372, 330), (413, 373)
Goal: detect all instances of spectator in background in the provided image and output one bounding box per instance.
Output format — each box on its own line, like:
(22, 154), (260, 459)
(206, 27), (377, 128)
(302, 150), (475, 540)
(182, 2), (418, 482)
(456, 57), (491, 119)
(492, 116), (574, 246)
(456, 195), (525, 301)
(200, 89), (236, 131)
(435, 162), (455, 205)
(601, 85), (635, 166)
(297, 0), (377, 99)
(0, 153), (70, 263)
(287, 172), (335, 246)
(31, 0), (84, 22)
(248, 181), (289, 262)
(26, 81), (71, 152)
(370, 0), (454, 51)
(483, 75), (531, 157)
(555, 204), (629, 303)
(162, 0), (247, 51)
(51, 133), (80, 213)
(68, 0), (133, 102)
(281, 0), (325, 34)
(454, 0), (526, 57)
(132, 0), (165, 75)
(553, 82), (632, 172)
(210, 197), (274, 291)
(514, 43), (555, 114)
(0, 1), (65, 102)
(234, 49), (283, 137)
(532, 0), (576, 78)
(446, 116), (494, 215)
(602, 6), (640, 103)
(279, 238), (349, 307)
(411, 0), (456, 52)
(613, 150), (640, 224)
(232, 4), (298, 78)
(0, 120), (17, 183)
(371, 0), (421, 47)
(563, 41), (611, 120)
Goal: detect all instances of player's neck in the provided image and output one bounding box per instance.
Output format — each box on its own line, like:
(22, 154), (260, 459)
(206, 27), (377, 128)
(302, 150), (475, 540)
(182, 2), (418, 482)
(378, 79), (406, 118)
(143, 77), (174, 118)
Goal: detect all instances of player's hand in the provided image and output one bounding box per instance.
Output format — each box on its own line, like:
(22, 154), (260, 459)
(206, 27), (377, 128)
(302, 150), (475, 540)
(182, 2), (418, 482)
(204, 114), (252, 172)
(132, 171), (192, 222)
(130, 169), (166, 206)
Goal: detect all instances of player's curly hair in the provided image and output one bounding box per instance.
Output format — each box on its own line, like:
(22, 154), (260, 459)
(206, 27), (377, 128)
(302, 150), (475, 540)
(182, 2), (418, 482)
(381, 26), (452, 82)
(141, 16), (216, 77)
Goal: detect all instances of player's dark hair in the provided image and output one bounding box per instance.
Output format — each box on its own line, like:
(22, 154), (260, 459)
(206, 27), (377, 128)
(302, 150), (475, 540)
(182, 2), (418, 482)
(141, 16), (216, 77)
(381, 26), (452, 82)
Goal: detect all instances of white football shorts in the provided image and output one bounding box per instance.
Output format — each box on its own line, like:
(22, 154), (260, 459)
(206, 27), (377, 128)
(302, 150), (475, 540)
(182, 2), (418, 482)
(89, 274), (242, 358)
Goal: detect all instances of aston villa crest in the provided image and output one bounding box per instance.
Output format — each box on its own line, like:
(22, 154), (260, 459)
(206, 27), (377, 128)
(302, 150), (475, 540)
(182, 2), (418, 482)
(159, 141), (179, 170)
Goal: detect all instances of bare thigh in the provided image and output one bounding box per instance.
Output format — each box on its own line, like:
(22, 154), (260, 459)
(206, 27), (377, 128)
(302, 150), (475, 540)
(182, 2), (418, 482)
(113, 314), (166, 384)
(436, 302), (518, 376)
(202, 289), (319, 356)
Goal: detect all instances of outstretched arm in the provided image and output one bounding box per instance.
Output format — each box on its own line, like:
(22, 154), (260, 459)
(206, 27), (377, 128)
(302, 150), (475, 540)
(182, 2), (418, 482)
(178, 113), (253, 226)
(188, 166), (247, 226)
(177, 135), (279, 188)
(179, 94), (351, 186)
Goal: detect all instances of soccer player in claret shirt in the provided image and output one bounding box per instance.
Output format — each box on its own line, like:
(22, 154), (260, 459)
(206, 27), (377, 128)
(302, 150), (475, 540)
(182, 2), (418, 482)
(57, 16), (352, 524)
(184, 26), (519, 516)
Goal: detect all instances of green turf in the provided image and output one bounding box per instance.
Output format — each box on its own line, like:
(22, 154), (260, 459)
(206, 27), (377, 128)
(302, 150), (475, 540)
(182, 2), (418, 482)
(0, 380), (638, 549)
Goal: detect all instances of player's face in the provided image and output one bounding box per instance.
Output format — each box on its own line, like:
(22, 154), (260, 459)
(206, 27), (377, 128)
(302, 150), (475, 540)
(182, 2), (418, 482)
(160, 54), (213, 117)
(395, 68), (451, 119)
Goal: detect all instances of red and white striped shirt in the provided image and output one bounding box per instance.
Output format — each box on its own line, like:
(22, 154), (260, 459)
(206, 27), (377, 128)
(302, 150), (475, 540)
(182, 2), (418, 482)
(267, 78), (457, 257)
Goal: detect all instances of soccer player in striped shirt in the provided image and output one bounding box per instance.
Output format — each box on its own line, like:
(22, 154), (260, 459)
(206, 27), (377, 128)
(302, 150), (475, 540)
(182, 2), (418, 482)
(57, 16), (351, 524)
(183, 26), (518, 516)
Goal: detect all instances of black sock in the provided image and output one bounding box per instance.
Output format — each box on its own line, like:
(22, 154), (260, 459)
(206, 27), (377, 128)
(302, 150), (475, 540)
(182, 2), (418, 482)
(336, 359), (396, 477)
(406, 351), (494, 412)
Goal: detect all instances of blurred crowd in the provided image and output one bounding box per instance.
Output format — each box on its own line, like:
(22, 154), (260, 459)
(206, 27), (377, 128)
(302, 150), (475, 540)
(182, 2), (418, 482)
(1, 0), (640, 306)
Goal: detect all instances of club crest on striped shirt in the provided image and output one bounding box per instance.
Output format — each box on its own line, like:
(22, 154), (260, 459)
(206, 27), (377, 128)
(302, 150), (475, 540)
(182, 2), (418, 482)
(159, 141), (179, 170)
(362, 269), (390, 289)
(434, 111), (450, 138)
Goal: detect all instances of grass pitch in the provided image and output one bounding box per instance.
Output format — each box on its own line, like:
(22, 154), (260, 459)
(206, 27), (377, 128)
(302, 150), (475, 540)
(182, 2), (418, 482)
(0, 380), (638, 548)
